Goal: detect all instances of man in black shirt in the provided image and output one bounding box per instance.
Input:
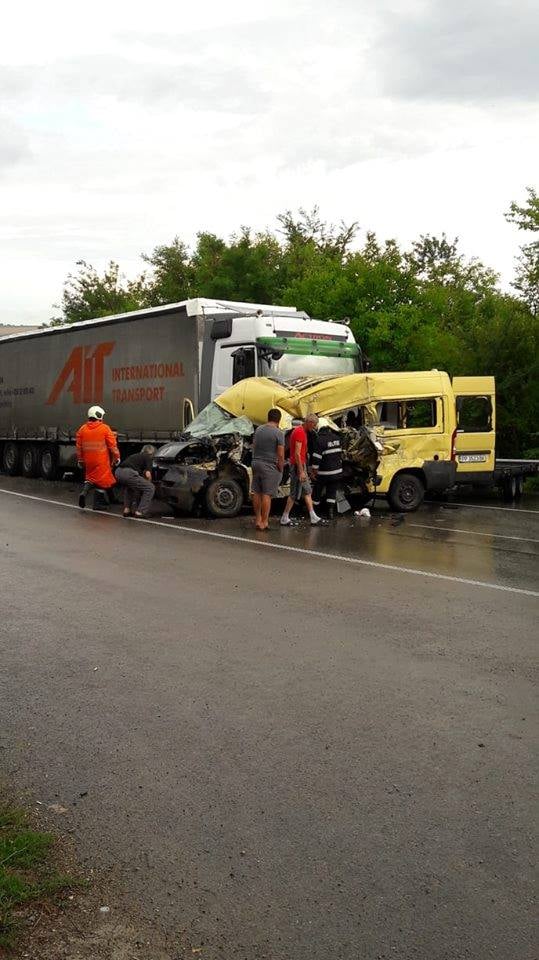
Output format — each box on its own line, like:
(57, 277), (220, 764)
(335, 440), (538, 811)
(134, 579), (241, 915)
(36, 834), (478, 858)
(115, 444), (156, 518)
(311, 426), (343, 519)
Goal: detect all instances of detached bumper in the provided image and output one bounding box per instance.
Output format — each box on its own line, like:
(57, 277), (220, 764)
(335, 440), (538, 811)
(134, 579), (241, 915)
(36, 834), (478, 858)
(423, 460), (456, 492)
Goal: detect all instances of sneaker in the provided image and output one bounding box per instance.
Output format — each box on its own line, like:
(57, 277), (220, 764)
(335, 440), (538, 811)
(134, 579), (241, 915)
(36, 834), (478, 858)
(310, 515), (322, 525)
(280, 517), (292, 526)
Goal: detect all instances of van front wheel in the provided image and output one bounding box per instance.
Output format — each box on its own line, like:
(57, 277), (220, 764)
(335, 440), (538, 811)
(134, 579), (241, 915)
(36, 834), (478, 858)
(205, 478), (244, 518)
(388, 472), (425, 512)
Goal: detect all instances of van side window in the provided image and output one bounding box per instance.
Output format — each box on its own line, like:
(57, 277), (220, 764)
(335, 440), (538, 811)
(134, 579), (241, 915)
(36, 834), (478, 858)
(403, 399), (437, 428)
(378, 399), (437, 429)
(457, 395), (492, 431)
(377, 402), (399, 428)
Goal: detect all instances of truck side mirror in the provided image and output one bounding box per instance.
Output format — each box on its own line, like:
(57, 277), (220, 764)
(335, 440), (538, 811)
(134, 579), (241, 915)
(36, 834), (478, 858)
(182, 398), (195, 430)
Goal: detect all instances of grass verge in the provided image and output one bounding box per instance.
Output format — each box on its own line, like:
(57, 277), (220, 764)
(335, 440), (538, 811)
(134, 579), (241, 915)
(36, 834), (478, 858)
(0, 804), (74, 950)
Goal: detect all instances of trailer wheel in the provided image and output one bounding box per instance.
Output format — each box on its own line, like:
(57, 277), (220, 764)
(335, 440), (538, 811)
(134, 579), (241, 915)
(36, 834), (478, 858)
(502, 475), (517, 503)
(387, 472), (425, 512)
(40, 445), (60, 481)
(21, 444), (39, 478)
(205, 478), (244, 518)
(2, 441), (20, 476)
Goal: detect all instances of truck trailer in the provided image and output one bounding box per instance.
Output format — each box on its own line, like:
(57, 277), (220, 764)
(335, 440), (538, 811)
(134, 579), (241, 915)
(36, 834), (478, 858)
(0, 297), (362, 479)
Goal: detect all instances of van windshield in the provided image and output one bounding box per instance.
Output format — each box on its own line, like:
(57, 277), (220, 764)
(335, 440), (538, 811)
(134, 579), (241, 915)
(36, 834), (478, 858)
(185, 402), (254, 437)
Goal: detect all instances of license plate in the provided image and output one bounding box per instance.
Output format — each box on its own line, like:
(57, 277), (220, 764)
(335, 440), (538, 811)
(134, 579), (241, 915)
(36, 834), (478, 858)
(459, 453), (488, 463)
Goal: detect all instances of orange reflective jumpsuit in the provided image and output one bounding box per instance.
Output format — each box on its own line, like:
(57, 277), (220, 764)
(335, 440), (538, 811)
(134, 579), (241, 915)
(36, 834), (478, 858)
(76, 420), (120, 489)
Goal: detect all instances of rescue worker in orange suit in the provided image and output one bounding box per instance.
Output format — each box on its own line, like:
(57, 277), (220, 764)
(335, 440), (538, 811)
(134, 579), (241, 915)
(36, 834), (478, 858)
(76, 405), (120, 509)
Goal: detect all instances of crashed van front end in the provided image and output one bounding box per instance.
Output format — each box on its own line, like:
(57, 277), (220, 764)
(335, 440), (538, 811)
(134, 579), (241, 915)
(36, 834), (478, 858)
(153, 406), (255, 517)
(153, 379), (384, 518)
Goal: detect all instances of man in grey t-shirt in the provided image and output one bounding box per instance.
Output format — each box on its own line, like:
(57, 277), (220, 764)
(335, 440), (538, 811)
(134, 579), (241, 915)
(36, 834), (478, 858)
(252, 408), (285, 530)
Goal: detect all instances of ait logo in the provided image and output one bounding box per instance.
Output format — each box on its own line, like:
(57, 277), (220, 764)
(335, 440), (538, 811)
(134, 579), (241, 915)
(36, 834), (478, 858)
(47, 342), (115, 405)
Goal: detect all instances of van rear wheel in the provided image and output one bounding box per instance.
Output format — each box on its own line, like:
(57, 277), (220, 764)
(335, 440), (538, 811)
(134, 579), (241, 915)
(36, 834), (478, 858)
(388, 472), (425, 512)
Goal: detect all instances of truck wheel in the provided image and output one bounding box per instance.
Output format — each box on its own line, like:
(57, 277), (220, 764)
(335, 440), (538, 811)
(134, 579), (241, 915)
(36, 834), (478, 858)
(2, 441), (20, 476)
(21, 444), (39, 478)
(387, 472), (425, 512)
(502, 476), (517, 502)
(40, 445), (60, 481)
(205, 478), (244, 518)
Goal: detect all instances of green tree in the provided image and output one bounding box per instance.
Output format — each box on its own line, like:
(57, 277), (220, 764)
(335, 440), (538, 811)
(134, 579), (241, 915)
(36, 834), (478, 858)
(467, 294), (539, 455)
(140, 237), (194, 306)
(505, 187), (539, 231)
(505, 187), (539, 314)
(191, 228), (283, 303)
(50, 260), (143, 326)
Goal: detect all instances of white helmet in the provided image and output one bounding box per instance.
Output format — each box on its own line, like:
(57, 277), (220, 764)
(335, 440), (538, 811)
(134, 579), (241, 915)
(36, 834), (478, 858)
(88, 405), (105, 421)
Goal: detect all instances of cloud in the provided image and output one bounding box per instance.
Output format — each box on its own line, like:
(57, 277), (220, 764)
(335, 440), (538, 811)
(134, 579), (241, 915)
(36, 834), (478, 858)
(378, 0), (539, 102)
(0, 55), (270, 114)
(0, 0), (538, 324)
(0, 118), (29, 171)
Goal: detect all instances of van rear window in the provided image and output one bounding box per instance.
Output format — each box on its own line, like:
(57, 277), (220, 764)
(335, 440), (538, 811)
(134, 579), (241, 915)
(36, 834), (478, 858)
(377, 399), (437, 430)
(457, 395), (492, 431)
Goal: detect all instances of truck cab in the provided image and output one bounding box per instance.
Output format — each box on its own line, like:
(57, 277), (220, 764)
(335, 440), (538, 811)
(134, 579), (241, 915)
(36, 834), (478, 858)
(185, 299), (363, 406)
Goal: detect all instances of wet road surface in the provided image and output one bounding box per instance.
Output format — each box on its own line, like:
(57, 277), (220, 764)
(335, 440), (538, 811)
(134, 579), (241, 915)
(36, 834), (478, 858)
(1, 476), (538, 959)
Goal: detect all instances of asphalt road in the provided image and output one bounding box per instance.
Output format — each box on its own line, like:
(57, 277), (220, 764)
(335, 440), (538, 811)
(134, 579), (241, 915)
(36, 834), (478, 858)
(1, 478), (538, 959)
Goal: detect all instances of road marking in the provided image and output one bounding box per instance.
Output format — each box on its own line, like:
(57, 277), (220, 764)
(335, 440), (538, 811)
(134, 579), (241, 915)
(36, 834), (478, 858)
(0, 487), (538, 598)
(409, 523), (539, 544)
(448, 501), (539, 515)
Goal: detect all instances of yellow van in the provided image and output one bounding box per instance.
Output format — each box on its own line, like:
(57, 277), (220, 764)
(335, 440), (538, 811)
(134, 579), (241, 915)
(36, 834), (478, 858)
(202, 371), (536, 513)
(215, 370), (463, 510)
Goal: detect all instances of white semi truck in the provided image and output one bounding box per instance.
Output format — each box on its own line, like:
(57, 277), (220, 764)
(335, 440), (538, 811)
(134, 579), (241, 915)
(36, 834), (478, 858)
(0, 297), (362, 479)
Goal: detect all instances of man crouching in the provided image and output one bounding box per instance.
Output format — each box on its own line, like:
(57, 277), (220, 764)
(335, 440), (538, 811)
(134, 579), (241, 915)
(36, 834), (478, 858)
(115, 445), (156, 519)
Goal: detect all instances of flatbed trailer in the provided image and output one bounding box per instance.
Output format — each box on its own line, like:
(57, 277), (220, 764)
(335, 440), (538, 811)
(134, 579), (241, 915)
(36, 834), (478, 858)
(463, 458), (539, 502)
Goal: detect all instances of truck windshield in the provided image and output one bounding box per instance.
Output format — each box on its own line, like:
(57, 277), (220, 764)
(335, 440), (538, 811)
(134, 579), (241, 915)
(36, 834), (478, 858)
(259, 352), (360, 379)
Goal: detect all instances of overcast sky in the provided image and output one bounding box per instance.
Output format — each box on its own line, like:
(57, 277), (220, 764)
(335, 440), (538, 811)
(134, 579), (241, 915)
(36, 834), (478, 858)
(1, 0), (538, 324)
